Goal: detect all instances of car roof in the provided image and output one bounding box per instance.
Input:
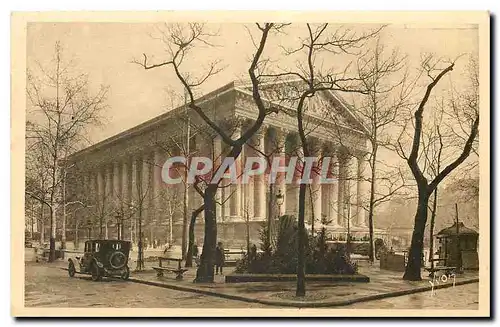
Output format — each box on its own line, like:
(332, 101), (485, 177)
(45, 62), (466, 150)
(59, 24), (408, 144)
(85, 239), (131, 245)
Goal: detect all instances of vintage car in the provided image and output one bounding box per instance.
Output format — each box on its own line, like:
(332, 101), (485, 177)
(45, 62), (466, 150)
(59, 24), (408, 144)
(67, 239), (131, 281)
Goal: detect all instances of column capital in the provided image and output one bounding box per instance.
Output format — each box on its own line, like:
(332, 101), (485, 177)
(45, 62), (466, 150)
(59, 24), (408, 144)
(255, 124), (268, 137)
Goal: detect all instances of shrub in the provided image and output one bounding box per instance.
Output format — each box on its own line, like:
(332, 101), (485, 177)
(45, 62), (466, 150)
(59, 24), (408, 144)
(235, 216), (358, 275)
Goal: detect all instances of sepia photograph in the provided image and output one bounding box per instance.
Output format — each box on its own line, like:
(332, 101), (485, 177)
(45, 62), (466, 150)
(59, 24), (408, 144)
(11, 11), (490, 317)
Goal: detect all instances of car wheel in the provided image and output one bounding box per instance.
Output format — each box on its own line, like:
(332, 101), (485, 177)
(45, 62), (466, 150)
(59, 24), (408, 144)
(68, 261), (76, 277)
(121, 266), (130, 281)
(109, 251), (127, 269)
(91, 263), (101, 282)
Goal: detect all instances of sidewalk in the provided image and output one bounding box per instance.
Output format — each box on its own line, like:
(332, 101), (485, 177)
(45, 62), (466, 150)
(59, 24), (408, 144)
(36, 252), (479, 308)
(128, 262), (479, 308)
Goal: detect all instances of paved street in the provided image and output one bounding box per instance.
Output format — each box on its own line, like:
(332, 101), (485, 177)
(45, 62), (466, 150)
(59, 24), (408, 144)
(347, 282), (479, 309)
(24, 260), (479, 310)
(24, 262), (269, 308)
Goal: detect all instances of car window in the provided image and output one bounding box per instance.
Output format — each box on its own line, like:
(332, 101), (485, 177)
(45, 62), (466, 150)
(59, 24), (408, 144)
(90, 242), (100, 252)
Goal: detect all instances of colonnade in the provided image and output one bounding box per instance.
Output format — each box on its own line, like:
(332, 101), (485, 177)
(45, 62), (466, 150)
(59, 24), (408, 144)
(81, 122), (369, 240)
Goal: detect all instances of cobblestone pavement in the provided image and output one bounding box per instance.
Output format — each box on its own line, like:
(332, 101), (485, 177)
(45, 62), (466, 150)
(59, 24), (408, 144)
(346, 282), (479, 309)
(24, 262), (269, 308)
(24, 255), (480, 311)
(129, 261), (479, 309)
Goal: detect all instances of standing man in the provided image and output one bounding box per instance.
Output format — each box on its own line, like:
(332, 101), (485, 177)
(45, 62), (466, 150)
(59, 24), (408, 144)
(215, 242), (225, 275)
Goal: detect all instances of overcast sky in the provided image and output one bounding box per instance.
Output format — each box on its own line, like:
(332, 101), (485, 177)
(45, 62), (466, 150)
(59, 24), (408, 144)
(26, 22), (478, 146)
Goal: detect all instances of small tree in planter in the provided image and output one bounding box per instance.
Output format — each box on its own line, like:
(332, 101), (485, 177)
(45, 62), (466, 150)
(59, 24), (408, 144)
(236, 215), (358, 275)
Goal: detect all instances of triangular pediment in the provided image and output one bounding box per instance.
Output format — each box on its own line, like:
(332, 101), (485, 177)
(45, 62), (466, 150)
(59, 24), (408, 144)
(235, 79), (368, 134)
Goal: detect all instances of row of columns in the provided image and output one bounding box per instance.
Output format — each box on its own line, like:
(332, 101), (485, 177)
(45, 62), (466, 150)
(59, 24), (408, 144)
(211, 124), (369, 229)
(81, 123), (369, 235)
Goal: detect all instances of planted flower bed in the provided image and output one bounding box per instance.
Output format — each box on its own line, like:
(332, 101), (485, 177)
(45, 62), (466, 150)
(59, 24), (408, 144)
(230, 215), (368, 282)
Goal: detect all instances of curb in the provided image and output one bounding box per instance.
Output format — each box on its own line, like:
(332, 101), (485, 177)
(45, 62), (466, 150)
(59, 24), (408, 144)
(128, 276), (479, 308)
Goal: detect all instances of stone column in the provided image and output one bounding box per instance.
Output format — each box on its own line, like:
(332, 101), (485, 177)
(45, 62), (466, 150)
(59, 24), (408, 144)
(230, 125), (242, 219)
(194, 136), (204, 220)
(121, 160), (129, 240)
(292, 141), (303, 216)
(153, 149), (163, 226)
(275, 129), (287, 217)
(253, 128), (267, 220)
(337, 154), (346, 227)
(88, 171), (94, 203)
(327, 152), (340, 227)
(312, 147), (322, 228)
(244, 139), (254, 220)
(113, 161), (120, 203)
(213, 135), (223, 221)
(356, 153), (369, 227)
(142, 155), (152, 244)
(345, 154), (357, 228)
(112, 161), (121, 239)
(97, 169), (104, 204)
(130, 159), (139, 243)
(121, 160), (129, 206)
(105, 165), (113, 238)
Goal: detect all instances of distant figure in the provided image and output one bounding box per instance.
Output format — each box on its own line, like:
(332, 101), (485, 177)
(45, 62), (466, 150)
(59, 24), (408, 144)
(250, 244), (257, 262)
(215, 242), (225, 275)
(193, 243), (199, 265)
(193, 243), (199, 258)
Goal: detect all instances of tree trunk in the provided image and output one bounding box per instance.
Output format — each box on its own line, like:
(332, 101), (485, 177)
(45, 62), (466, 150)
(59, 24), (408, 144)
(368, 151), (377, 262)
(136, 211), (144, 271)
(49, 207), (56, 262)
(61, 208), (66, 250)
(194, 186), (217, 283)
(428, 188), (438, 273)
(150, 224), (154, 248)
(61, 173), (67, 250)
(99, 215), (104, 239)
(186, 205), (204, 268)
(403, 191), (430, 281)
(39, 203), (45, 244)
(266, 183), (274, 248)
(182, 183), (189, 259)
(74, 219), (79, 250)
(309, 185), (315, 238)
(296, 183), (307, 297)
(246, 215), (251, 254)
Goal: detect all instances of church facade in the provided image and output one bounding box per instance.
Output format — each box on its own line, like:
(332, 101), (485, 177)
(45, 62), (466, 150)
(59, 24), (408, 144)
(67, 80), (373, 247)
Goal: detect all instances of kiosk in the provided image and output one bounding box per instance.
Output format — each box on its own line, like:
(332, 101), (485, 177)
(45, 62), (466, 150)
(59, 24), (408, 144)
(436, 221), (479, 270)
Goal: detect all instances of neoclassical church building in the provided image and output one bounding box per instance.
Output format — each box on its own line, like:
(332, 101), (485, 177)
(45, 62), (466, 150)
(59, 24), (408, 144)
(67, 80), (376, 247)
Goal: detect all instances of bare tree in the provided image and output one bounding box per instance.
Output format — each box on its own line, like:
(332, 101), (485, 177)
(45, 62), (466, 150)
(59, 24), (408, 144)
(135, 23), (285, 282)
(424, 117), (445, 275)
(25, 42), (108, 261)
(258, 23), (383, 296)
(395, 55), (479, 281)
(329, 37), (413, 262)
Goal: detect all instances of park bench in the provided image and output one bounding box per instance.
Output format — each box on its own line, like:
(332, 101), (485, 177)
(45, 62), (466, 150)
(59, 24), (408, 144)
(35, 247), (65, 262)
(224, 250), (246, 267)
(424, 258), (457, 277)
(152, 257), (188, 280)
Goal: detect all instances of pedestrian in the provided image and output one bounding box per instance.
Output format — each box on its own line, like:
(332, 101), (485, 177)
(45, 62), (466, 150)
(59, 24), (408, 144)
(193, 243), (199, 265)
(193, 243), (199, 258)
(215, 241), (225, 275)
